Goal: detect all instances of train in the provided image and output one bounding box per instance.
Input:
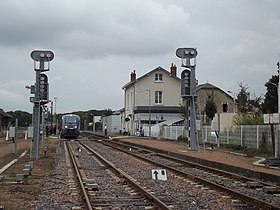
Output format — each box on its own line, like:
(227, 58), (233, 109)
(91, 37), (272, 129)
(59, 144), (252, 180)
(60, 114), (80, 139)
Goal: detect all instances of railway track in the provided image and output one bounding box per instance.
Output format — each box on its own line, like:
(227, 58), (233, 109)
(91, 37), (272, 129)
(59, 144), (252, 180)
(98, 138), (280, 209)
(9, 132), (275, 209)
(66, 140), (171, 209)
(78, 132), (280, 209)
(74, 137), (243, 209)
(65, 141), (92, 209)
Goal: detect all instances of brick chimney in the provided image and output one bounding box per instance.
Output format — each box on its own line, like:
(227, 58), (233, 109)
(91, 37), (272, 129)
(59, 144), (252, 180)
(170, 63), (177, 77)
(130, 70), (136, 81)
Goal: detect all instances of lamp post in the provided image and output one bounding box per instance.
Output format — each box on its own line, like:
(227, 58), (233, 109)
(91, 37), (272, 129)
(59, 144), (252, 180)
(54, 97), (58, 134)
(54, 97), (57, 114)
(141, 89), (151, 139)
(148, 89), (151, 139)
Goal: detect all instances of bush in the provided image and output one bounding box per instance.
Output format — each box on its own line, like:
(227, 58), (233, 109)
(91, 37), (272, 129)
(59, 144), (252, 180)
(233, 113), (264, 125)
(0, 131), (5, 138)
(220, 144), (272, 157)
(177, 135), (188, 142)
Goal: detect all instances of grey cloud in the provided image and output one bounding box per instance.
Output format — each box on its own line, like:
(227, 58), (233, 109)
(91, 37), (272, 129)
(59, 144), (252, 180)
(0, 0), (280, 112)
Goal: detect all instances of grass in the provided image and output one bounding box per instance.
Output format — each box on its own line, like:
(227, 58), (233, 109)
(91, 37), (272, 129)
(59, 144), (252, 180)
(220, 143), (272, 158)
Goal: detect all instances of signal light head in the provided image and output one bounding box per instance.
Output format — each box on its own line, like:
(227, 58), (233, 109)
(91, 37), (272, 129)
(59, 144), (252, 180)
(31, 50), (54, 61)
(176, 48), (198, 59)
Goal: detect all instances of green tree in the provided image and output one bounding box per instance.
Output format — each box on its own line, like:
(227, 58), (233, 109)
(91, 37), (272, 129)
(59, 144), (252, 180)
(7, 110), (32, 127)
(236, 82), (250, 113)
(262, 75), (278, 114)
(248, 95), (263, 113)
(179, 99), (187, 119)
(262, 74), (279, 156)
(236, 82), (262, 114)
(69, 109), (113, 130)
(233, 83), (263, 126)
(204, 91), (217, 123)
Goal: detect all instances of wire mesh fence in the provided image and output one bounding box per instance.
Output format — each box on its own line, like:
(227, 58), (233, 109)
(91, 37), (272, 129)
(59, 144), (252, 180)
(162, 124), (278, 150)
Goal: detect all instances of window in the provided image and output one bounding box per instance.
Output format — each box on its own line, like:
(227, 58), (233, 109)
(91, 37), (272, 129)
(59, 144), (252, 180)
(222, 103), (228, 113)
(155, 73), (163, 82)
(155, 91), (162, 104)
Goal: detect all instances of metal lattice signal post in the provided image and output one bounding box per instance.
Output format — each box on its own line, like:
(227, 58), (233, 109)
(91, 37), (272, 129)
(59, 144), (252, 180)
(277, 62), (280, 158)
(30, 50), (54, 160)
(176, 48), (198, 151)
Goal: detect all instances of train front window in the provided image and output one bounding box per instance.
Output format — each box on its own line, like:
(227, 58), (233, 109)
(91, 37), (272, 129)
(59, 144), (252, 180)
(66, 116), (77, 124)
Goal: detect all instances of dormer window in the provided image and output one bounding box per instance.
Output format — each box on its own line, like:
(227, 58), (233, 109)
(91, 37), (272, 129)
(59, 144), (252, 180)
(155, 73), (163, 82)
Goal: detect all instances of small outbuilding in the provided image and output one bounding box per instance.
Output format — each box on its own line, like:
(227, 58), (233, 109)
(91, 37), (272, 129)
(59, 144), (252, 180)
(0, 109), (13, 131)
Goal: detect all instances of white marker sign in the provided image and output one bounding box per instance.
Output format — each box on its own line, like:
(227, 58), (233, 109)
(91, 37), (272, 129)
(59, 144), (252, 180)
(152, 169), (167, 181)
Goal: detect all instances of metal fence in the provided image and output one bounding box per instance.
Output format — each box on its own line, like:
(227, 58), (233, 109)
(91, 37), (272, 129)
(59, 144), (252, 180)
(162, 124), (278, 150)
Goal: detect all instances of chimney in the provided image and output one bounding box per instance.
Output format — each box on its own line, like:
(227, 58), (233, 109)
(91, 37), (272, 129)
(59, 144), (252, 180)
(130, 70), (136, 81)
(170, 63), (177, 77)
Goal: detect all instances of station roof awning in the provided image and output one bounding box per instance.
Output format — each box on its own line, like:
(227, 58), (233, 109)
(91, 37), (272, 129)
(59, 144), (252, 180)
(160, 117), (184, 126)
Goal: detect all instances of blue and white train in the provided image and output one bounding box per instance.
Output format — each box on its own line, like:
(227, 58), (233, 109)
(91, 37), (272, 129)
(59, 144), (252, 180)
(60, 114), (80, 139)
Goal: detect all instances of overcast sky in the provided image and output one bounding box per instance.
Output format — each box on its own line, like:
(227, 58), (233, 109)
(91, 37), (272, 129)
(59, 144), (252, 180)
(1, 0), (280, 114)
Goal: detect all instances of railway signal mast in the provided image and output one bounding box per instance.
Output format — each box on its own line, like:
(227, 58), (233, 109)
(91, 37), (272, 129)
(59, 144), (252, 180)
(176, 48), (198, 151)
(30, 50), (54, 160)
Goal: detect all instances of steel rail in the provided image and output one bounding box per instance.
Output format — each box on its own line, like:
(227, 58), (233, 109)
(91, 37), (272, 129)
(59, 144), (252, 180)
(114, 140), (279, 187)
(65, 141), (93, 210)
(78, 140), (172, 210)
(102, 140), (280, 210)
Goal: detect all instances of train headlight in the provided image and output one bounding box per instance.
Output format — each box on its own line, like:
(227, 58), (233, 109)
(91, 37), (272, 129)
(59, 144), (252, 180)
(65, 125), (68, 128)
(74, 125), (77, 128)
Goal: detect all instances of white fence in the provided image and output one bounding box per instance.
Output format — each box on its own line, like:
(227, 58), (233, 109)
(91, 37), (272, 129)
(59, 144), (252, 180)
(163, 126), (184, 140)
(162, 124), (278, 150)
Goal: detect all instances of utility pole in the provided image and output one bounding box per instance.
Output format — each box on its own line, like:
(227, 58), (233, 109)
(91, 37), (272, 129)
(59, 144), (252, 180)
(148, 89), (151, 139)
(176, 48), (198, 151)
(54, 97), (58, 134)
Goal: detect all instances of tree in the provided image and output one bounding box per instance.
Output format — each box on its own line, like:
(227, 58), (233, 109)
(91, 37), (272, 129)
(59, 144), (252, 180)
(233, 83), (263, 126)
(248, 95), (263, 113)
(262, 75), (278, 114)
(236, 82), (262, 114)
(236, 83), (250, 113)
(262, 74), (279, 156)
(204, 91), (217, 123)
(7, 110), (32, 127)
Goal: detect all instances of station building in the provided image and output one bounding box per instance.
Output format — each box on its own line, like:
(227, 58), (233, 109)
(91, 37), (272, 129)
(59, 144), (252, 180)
(121, 64), (184, 136)
(120, 64), (234, 137)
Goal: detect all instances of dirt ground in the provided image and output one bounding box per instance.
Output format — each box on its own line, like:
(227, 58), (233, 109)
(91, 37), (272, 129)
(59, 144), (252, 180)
(0, 136), (60, 210)
(0, 139), (31, 164)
